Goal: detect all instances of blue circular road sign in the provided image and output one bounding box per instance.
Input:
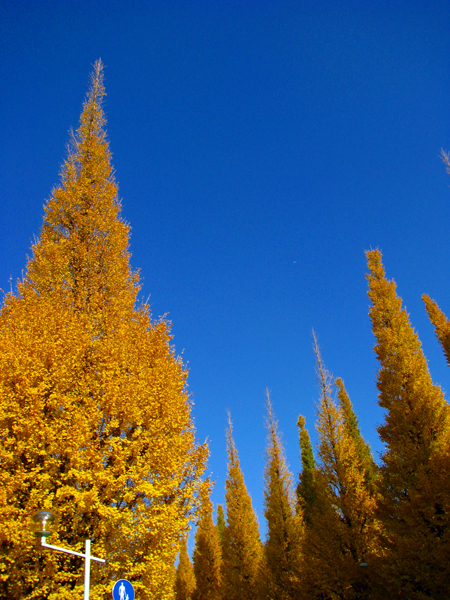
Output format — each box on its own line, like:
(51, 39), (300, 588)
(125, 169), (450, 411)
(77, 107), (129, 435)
(112, 579), (135, 600)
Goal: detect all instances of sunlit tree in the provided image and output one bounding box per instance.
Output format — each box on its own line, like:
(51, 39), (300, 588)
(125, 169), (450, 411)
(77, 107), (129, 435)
(0, 61), (207, 600)
(366, 249), (450, 598)
(423, 294), (450, 367)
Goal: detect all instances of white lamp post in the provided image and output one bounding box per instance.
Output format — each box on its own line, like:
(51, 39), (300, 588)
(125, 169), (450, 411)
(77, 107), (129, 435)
(33, 510), (105, 600)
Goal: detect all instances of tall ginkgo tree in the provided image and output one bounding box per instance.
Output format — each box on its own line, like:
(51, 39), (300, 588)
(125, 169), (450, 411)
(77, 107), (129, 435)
(0, 61), (207, 600)
(301, 334), (377, 599)
(222, 414), (262, 600)
(366, 249), (450, 599)
(262, 390), (303, 600)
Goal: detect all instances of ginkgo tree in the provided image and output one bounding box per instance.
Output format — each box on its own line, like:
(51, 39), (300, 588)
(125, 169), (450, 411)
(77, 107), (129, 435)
(366, 249), (450, 599)
(222, 414), (262, 600)
(300, 334), (377, 600)
(261, 390), (303, 600)
(0, 61), (207, 600)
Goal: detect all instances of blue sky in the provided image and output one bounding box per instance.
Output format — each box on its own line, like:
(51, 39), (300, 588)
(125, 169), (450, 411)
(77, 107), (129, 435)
(2, 0), (450, 541)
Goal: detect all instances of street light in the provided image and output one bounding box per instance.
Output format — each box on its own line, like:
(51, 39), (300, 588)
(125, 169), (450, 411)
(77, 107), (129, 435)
(32, 510), (105, 600)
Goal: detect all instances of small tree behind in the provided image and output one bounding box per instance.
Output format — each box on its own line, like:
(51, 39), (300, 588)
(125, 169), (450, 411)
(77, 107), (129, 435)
(175, 539), (196, 600)
(192, 482), (223, 600)
(335, 378), (377, 485)
(216, 505), (226, 546)
(301, 334), (377, 599)
(296, 414), (316, 524)
(262, 390), (303, 600)
(222, 414), (262, 600)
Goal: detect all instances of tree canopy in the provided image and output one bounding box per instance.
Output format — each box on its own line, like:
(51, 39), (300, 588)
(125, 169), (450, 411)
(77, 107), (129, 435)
(0, 61), (207, 600)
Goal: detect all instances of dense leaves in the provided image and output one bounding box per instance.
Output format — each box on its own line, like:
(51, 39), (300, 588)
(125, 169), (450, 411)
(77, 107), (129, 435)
(192, 483), (223, 600)
(0, 61), (207, 600)
(4, 60), (450, 600)
(367, 249), (450, 598)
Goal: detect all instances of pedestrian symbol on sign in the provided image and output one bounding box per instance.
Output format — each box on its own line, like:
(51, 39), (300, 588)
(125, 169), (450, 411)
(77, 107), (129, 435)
(112, 579), (135, 600)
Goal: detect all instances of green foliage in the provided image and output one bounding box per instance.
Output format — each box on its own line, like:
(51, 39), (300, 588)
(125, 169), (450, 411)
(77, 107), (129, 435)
(300, 334), (378, 599)
(335, 378), (377, 485)
(296, 415), (316, 524)
(216, 505), (225, 546)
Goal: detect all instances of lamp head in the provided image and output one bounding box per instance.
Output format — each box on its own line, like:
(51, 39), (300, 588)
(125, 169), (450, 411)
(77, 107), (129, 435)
(32, 510), (55, 538)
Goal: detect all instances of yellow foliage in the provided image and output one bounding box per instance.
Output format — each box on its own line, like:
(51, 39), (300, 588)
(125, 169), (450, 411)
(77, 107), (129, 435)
(300, 334), (378, 599)
(0, 61), (207, 600)
(175, 539), (196, 600)
(366, 249), (450, 598)
(222, 414), (262, 600)
(261, 390), (303, 600)
(423, 294), (450, 368)
(192, 482), (223, 600)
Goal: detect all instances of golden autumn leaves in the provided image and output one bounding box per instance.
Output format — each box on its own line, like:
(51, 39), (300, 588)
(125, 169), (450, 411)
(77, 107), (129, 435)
(0, 62), (207, 600)
(176, 249), (450, 600)
(2, 60), (450, 600)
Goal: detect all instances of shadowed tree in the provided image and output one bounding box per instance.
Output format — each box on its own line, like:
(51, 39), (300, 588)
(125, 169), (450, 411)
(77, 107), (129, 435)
(192, 482), (223, 600)
(261, 390), (303, 600)
(216, 505), (226, 547)
(296, 414), (316, 525)
(222, 414), (262, 600)
(335, 378), (377, 485)
(175, 539), (196, 600)
(300, 334), (378, 599)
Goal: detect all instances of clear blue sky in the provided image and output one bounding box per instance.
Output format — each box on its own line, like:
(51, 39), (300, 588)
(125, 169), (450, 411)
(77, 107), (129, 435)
(2, 0), (450, 541)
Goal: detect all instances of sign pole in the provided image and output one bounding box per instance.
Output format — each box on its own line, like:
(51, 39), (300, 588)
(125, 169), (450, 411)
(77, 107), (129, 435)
(84, 539), (91, 600)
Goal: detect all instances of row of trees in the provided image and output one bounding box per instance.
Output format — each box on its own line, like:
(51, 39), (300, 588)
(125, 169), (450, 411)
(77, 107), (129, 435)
(175, 248), (450, 600)
(2, 61), (450, 599)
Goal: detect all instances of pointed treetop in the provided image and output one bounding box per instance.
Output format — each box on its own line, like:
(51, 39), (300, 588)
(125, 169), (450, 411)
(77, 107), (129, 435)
(216, 505), (226, 544)
(312, 332), (342, 476)
(335, 377), (376, 482)
(262, 390), (303, 599)
(223, 413), (262, 600)
(366, 249), (449, 454)
(264, 388), (295, 511)
(422, 294), (450, 367)
(26, 59), (138, 319)
(175, 538), (196, 600)
(192, 480), (223, 600)
(296, 414), (316, 521)
(226, 412), (239, 470)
